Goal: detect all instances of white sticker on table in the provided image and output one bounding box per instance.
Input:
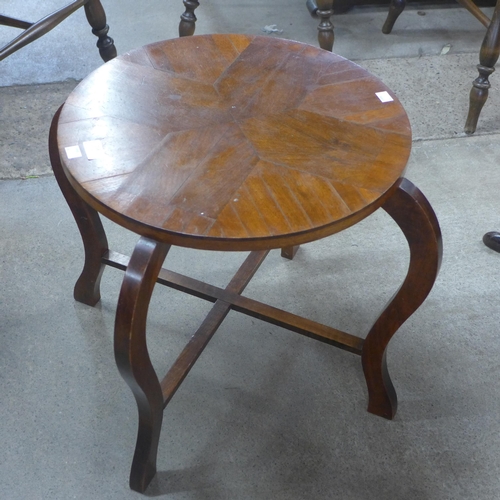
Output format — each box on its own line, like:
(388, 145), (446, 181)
(65, 145), (82, 159)
(376, 91), (394, 103)
(83, 140), (104, 160)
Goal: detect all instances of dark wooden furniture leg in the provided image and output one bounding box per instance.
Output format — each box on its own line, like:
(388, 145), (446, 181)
(114, 247), (268, 492)
(316, 0), (334, 51)
(362, 178), (442, 419)
(114, 237), (171, 493)
(49, 107), (109, 306)
(465, 1), (500, 134)
(281, 246), (300, 260)
(382, 0), (406, 34)
(84, 0), (117, 62)
(179, 0), (200, 37)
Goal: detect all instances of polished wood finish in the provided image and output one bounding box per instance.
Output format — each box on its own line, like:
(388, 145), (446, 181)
(49, 106), (109, 306)
(364, 178), (442, 418)
(0, 0), (116, 62)
(114, 237), (171, 493)
(179, 1), (335, 52)
(50, 35), (442, 493)
(57, 35), (412, 250)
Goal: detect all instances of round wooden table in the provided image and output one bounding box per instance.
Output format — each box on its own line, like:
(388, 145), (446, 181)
(49, 34), (442, 493)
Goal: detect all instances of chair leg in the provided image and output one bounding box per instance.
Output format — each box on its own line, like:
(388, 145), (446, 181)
(465, 2), (500, 134)
(382, 0), (406, 35)
(316, 0), (334, 51)
(179, 0), (200, 37)
(84, 0), (117, 61)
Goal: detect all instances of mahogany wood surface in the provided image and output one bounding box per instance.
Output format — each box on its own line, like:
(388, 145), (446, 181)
(50, 34), (442, 493)
(57, 34), (412, 252)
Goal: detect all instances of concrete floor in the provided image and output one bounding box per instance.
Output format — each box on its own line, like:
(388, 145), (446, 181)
(1, 1), (500, 499)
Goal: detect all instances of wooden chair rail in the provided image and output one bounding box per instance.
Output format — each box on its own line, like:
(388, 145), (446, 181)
(0, 0), (116, 62)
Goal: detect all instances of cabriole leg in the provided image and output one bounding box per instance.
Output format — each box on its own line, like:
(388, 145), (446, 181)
(49, 106), (109, 306)
(362, 178), (442, 419)
(114, 237), (170, 493)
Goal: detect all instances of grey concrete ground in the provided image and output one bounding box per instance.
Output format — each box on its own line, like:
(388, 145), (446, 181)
(2, 2), (500, 499)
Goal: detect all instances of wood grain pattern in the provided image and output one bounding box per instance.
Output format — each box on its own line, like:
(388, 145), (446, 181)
(57, 34), (411, 251)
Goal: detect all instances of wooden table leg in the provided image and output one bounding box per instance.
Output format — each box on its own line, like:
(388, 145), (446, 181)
(179, 0), (200, 37)
(281, 245), (300, 260)
(49, 106), (109, 306)
(362, 178), (442, 419)
(316, 0), (334, 51)
(84, 0), (117, 62)
(465, 1), (500, 134)
(114, 237), (171, 493)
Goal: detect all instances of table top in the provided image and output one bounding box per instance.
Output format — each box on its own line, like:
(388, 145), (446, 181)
(57, 34), (411, 251)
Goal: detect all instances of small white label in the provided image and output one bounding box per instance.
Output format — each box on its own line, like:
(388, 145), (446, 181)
(65, 145), (82, 159)
(83, 140), (104, 160)
(376, 91), (394, 103)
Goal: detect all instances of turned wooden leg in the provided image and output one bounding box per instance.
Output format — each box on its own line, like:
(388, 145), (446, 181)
(179, 0), (200, 37)
(316, 0), (334, 51)
(114, 237), (170, 493)
(362, 178), (442, 420)
(465, 2), (500, 134)
(49, 106), (109, 306)
(84, 0), (117, 62)
(382, 0), (406, 34)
